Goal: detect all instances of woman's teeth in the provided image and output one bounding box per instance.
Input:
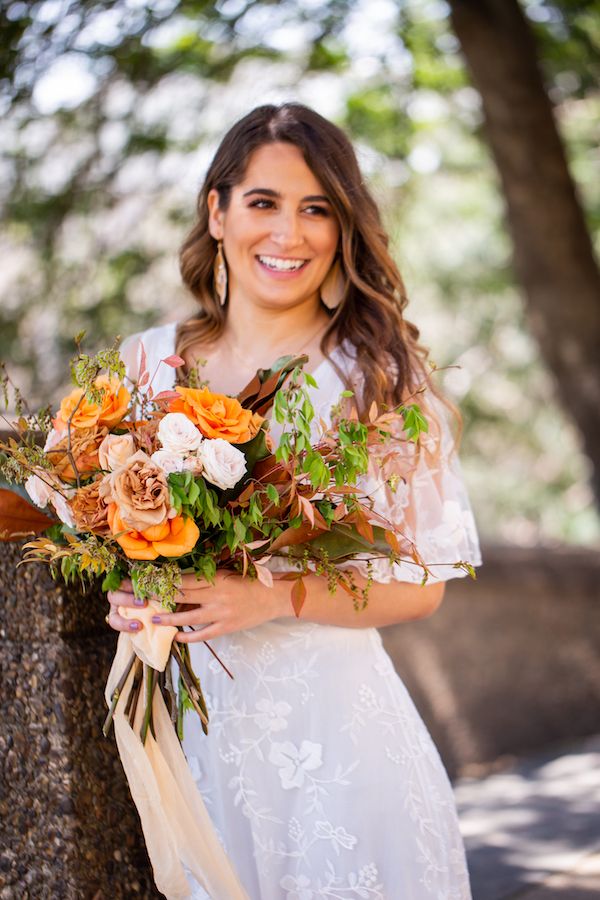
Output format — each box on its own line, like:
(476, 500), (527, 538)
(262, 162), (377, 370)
(257, 255), (307, 271)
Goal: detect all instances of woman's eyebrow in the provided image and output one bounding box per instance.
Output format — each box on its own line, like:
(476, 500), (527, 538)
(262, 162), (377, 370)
(242, 187), (331, 203)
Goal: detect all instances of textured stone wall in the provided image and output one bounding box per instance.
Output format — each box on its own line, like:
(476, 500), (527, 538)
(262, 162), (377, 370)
(0, 542), (162, 899)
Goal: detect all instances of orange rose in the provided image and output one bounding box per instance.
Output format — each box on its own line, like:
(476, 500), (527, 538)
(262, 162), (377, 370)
(96, 375), (131, 428)
(55, 376), (130, 430)
(107, 504), (200, 560)
(169, 387), (262, 443)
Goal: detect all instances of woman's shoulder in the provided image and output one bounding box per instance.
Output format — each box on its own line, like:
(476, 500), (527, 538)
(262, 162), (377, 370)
(119, 321), (178, 381)
(119, 322), (177, 381)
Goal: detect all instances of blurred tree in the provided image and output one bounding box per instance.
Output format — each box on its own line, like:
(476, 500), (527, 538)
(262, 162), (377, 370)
(0, 0), (598, 542)
(448, 0), (600, 505)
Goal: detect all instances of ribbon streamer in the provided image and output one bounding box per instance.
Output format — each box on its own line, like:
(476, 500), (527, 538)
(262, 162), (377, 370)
(104, 628), (250, 900)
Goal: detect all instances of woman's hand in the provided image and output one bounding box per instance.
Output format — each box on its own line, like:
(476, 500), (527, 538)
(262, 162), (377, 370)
(106, 572), (287, 643)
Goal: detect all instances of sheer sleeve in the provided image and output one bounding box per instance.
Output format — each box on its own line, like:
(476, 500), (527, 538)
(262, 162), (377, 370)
(340, 382), (483, 586)
(119, 332), (142, 384)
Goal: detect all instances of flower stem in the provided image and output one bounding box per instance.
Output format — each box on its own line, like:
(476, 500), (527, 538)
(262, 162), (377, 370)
(202, 640), (234, 680)
(124, 657), (143, 725)
(171, 643), (209, 732)
(102, 651), (137, 737)
(140, 664), (159, 745)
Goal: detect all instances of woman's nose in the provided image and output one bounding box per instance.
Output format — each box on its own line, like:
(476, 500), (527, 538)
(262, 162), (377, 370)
(271, 212), (303, 248)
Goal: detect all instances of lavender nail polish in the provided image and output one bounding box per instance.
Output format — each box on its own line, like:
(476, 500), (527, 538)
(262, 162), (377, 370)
(151, 615), (161, 624)
(134, 597), (146, 607)
(129, 621), (141, 631)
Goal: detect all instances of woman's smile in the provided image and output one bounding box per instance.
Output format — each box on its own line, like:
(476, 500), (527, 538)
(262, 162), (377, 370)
(255, 253), (311, 278)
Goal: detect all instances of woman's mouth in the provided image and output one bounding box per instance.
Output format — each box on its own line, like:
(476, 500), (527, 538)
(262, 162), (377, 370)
(255, 255), (310, 277)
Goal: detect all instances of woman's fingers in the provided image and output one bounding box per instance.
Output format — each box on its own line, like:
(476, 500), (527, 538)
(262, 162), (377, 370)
(106, 604), (144, 633)
(179, 572), (214, 589)
(107, 588), (146, 609)
(150, 607), (214, 627)
(174, 625), (222, 643)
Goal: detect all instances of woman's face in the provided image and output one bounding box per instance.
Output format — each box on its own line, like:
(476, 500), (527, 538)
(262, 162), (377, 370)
(207, 142), (340, 311)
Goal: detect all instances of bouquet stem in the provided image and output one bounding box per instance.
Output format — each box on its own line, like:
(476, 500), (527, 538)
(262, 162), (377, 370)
(171, 642), (209, 733)
(102, 650), (137, 737)
(140, 664), (159, 745)
(125, 657), (144, 728)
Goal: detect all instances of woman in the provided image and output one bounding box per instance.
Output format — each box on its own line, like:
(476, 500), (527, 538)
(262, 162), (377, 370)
(107, 103), (482, 899)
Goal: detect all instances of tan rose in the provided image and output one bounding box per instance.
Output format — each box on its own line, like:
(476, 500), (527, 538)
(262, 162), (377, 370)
(69, 478), (110, 534)
(98, 432), (136, 471)
(100, 450), (170, 532)
(45, 426), (107, 483)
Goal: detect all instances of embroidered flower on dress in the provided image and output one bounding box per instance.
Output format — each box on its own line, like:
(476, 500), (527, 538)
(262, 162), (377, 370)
(254, 697), (292, 733)
(280, 873), (313, 900)
(269, 740), (323, 789)
(314, 820), (357, 854)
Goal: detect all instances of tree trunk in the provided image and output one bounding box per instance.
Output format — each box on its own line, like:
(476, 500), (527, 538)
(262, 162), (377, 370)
(448, 0), (600, 506)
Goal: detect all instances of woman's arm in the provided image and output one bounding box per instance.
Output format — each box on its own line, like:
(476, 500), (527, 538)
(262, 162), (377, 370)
(276, 570), (445, 629)
(107, 569), (445, 643)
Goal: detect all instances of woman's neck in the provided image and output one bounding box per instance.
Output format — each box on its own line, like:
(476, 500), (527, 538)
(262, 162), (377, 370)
(222, 294), (330, 364)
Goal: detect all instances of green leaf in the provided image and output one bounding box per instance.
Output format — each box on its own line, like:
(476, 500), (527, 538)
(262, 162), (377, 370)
(102, 567), (124, 593)
(188, 480), (200, 505)
(402, 403), (429, 442)
(266, 483), (279, 504)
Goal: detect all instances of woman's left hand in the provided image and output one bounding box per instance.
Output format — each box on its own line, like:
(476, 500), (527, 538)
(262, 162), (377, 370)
(108, 572), (287, 643)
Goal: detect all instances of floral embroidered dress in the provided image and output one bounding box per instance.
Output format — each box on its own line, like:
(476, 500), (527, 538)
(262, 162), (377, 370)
(121, 322), (483, 900)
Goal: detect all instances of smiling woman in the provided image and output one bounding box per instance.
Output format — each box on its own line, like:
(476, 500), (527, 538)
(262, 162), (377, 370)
(109, 102), (482, 899)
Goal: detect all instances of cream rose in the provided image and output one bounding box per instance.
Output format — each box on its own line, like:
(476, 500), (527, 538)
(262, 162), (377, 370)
(151, 449), (186, 476)
(98, 432), (136, 472)
(197, 438), (247, 490)
(25, 470), (55, 509)
(158, 412), (203, 454)
(182, 454), (204, 477)
(100, 449), (170, 532)
(25, 469), (75, 526)
(43, 427), (67, 452)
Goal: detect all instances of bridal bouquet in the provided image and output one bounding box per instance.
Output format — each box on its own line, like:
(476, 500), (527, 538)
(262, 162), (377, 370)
(0, 337), (476, 898)
(0, 341), (475, 739)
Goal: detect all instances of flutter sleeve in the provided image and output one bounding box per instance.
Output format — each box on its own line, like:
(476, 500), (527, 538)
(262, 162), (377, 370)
(119, 332), (142, 384)
(340, 384), (483, 585)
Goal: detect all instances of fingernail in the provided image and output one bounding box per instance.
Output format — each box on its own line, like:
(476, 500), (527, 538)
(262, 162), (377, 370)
(129, 621), (141, 631)
(151, 615), (161, 624)
(134, 598), (146, 607)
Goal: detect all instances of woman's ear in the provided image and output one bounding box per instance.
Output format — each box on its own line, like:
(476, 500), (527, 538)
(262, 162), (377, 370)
(207, 188), (224, 240)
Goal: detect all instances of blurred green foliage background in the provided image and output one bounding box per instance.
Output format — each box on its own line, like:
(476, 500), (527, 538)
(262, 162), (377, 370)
(1, 0), (599, 547)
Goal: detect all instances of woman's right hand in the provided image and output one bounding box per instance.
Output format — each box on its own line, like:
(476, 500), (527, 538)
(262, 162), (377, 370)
(106, 580), (147, 632)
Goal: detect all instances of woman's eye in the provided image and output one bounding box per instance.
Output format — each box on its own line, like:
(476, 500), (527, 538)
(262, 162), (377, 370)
(248, 199), (328, 216)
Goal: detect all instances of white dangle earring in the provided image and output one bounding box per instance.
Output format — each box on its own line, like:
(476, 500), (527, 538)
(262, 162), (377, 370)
(213, 239), (228, 306)
(320, 256), (346, 310)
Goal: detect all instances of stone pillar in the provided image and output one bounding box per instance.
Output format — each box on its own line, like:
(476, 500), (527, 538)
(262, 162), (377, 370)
(0, 542), (162, 899)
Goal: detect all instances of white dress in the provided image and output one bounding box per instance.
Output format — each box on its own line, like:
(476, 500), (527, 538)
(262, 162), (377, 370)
(121, 323), (483, 900)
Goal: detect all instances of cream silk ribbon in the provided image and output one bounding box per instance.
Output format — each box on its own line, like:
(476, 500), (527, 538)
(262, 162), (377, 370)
(105, 600), (250, 900)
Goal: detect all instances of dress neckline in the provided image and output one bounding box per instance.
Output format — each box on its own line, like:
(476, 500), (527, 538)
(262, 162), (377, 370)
(168, 321), (350, 395)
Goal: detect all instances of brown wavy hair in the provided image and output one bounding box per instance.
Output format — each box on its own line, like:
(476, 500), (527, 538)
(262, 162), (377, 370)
(177, 102), (462, 455)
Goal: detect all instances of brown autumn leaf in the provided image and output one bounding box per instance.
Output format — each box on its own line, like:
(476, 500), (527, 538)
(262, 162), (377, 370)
(0, 488), (58, 542)
(384, 529), (401, 554)
(268, 520), (327, 554)
(291, 577), (306, 618)
(346, 510), (375, 544)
